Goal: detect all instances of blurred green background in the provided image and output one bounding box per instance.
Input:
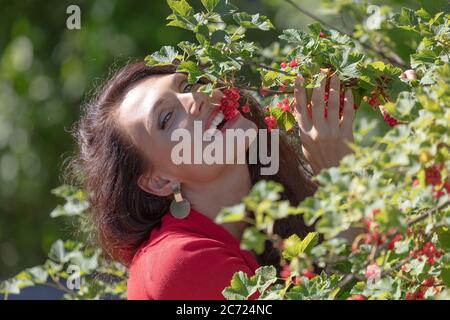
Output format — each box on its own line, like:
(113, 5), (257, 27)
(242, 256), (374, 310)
(0, 0), (447, 278)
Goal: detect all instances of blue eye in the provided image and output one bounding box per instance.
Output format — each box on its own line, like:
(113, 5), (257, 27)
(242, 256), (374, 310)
(160, 111), (173, 129)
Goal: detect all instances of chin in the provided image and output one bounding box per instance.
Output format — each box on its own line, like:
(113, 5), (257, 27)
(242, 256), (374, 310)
(237, 115), (258, 131)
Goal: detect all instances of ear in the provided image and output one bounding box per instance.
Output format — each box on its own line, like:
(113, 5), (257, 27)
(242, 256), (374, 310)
(137, 173), (174, 197)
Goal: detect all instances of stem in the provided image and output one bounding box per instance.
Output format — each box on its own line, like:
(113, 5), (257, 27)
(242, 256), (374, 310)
(47, 272), (77, 297)
(387, 269), (416, 284)
(238, 84), (294, 95)
(230, 26), (244, 41)
(235, 58), (297, 77)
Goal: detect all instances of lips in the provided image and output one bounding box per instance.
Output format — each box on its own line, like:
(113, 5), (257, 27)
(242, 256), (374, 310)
(220, 110), (240, 132)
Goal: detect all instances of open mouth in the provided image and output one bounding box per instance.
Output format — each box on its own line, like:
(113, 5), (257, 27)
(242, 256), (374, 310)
(206, 111), (225, 131)
(204, 109), (241, 139)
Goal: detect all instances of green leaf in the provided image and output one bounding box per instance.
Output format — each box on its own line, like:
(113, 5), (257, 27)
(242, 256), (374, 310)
(254, 266), (277, 293)
(166, 16), (190, 29)
(241, 227), (266, 254)
(215, 203), (246, 223)
(300, 232), (319, 255)
(270, 107), (296, 131)
(198, 83), (214, 95)
(438, 227), (450, 251)
(27, 266), (48, 284)
(282, 234), (303, 260)
(279, 29), (308, 44)
(50, 185), (89, 218)
(232, 12), (274, 31)
(211, 30), (228, 44)
(330, 47), (363, 80)
(176, 60), (202, 83)
(145, 46), (179, 66)
(222, 271), (257, 300)
(308, 22), (322, 37)
(167, 0), (193, 17)
(214, 0), (238, 16)
(441, 266), (450, 287)
(195, 24), (210, 44)
(366, 61), (386, 73)
(391, 8), (420, 30)
(282, 232), (319, 259)
(304, 72), (326, 88)
(328, 30), (352, 45)
(201, 0), (220, 12)
(177, 41), (198, 56)
(49, 240), (66, 263)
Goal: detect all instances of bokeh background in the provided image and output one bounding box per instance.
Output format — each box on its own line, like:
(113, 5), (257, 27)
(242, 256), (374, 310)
(0, 0), (448, 287)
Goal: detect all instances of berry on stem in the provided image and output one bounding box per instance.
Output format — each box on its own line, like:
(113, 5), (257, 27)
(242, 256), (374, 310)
(277, 98), (291, 113)
(264, 115), (277, 132)
(289, 58), (299, 68)
(241, 103), (250, 113)
(260, 87), (269, 97)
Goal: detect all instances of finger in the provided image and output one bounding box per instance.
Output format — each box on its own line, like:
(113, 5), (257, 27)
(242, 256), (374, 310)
(293, 75), (312, 132)
(327, 74), (340, 129)
(311, 73), (327, 127)
(340, 89), (355, 137)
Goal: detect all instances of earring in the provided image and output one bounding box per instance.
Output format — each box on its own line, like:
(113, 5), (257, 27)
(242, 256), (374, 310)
(170, 182), (190, 219)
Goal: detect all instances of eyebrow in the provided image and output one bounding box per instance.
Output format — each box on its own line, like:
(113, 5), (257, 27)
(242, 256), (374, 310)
(146, 74), (186, 131)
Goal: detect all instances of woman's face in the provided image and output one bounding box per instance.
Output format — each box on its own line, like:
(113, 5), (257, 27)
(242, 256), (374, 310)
(116, 72), (257, 196)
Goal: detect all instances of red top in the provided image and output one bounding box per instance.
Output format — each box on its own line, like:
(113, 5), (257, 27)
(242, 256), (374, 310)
(127, 208), (261, 300)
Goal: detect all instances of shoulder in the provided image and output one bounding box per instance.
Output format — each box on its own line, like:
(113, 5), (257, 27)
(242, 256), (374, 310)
(128, 232), (255, 300)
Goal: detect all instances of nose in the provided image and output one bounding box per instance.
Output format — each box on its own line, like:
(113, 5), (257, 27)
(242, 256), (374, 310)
(184, 93), (206, 117)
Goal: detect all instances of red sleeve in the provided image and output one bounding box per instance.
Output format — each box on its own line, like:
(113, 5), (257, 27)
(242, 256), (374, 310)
(142, 235), (255, 300)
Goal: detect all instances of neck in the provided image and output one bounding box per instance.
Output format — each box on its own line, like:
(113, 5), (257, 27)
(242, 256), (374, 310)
(182, 164), (252, 241)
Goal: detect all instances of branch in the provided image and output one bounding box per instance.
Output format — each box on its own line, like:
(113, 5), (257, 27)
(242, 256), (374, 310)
(283, 0), (408, 69)
(407, 200), (450, 227)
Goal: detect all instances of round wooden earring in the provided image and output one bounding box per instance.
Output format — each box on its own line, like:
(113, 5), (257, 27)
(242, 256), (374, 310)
(170, 183), (190, 219)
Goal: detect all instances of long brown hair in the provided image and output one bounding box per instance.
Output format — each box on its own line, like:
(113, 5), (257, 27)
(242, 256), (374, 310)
(71, 60), (318, 268)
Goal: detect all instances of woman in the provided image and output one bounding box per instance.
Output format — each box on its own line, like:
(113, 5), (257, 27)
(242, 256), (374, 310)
(73, 60), (355, 299)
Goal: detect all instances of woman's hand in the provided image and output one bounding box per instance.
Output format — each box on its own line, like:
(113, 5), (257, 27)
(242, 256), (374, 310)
(293, 72), (355, 175)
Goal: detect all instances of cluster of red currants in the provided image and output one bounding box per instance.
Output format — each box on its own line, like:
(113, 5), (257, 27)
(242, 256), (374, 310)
(264, 115), (277, 132)
(277, 97), (291, 112)
(220, 88), (241, 120)
(280, 58), (299, 69)
(405, 276), (439, 300)
(357, 209), (403, 249)
(280, 264), (316, 286)
(409, 241), (443, 266)
(413, 163), (450, 200)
